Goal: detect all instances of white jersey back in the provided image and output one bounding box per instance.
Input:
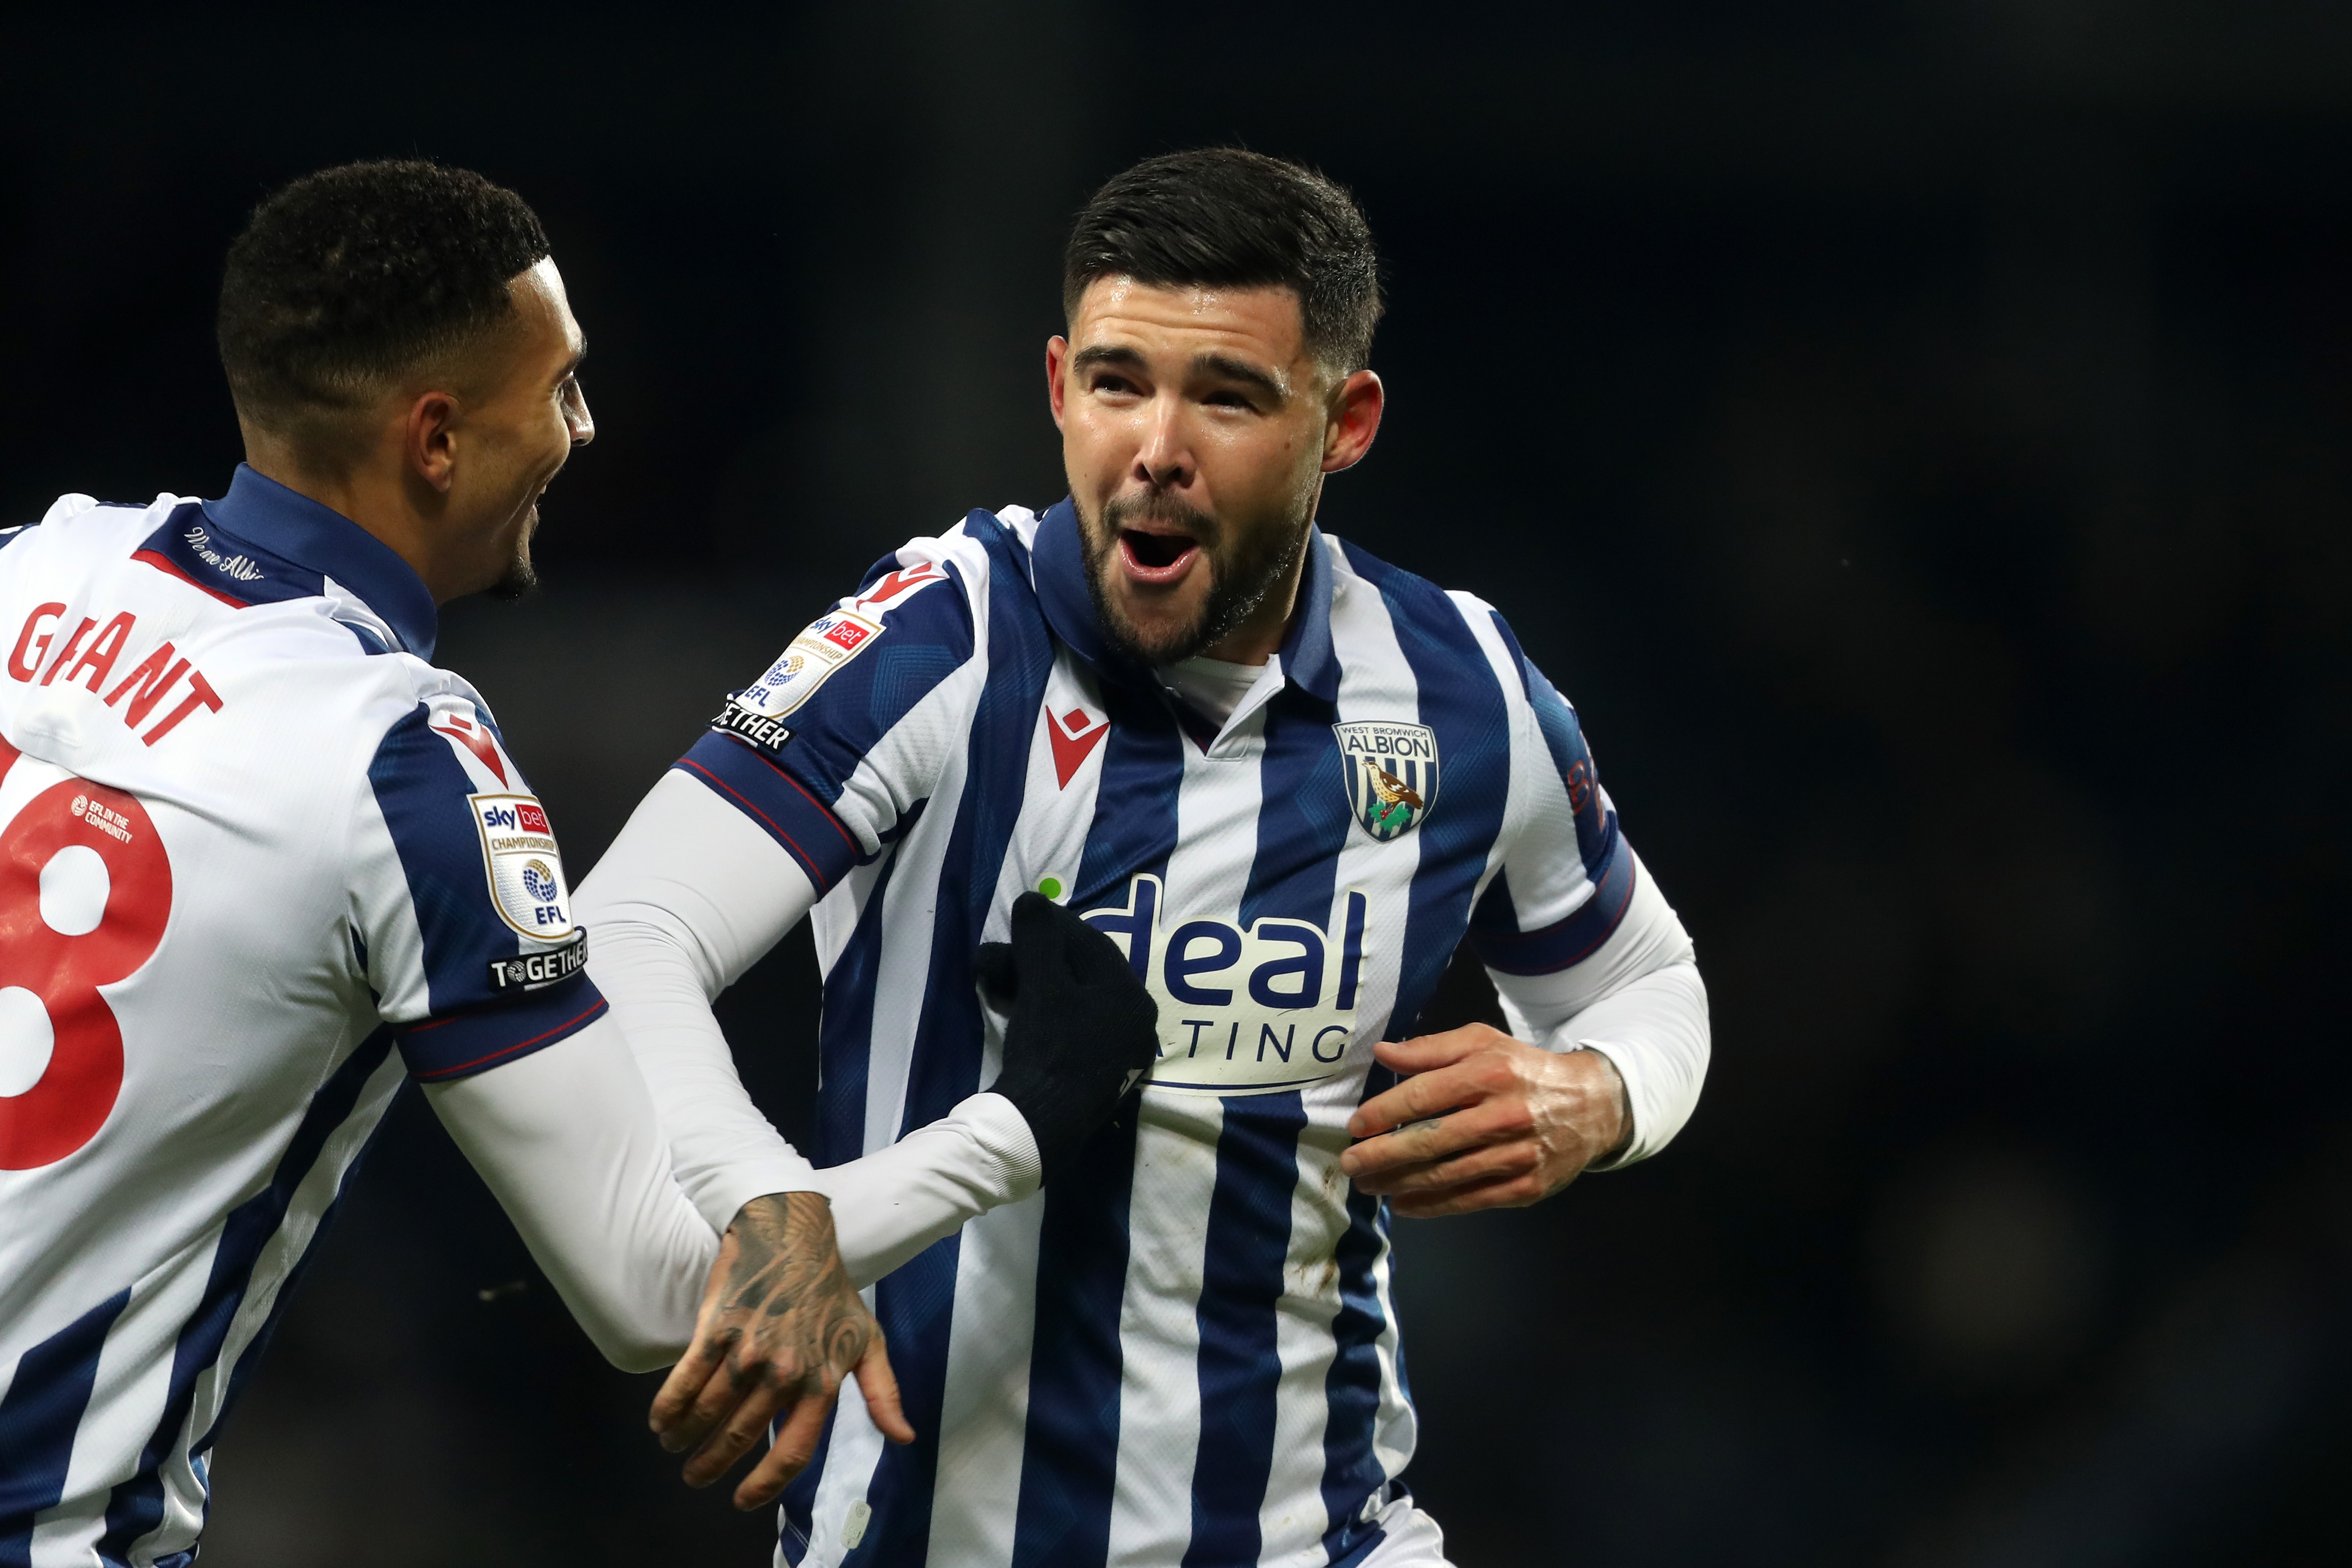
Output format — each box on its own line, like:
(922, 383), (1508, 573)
(0, 469), (603, 1568)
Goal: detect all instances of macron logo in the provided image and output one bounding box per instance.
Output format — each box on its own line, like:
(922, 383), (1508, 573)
(432, 713), (510, 785)
(1048, 705), (1108, 788)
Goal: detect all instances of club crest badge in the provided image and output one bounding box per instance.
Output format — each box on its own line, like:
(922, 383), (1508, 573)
(469, 793), (575, 939)
(1334, 720), (1440, 841)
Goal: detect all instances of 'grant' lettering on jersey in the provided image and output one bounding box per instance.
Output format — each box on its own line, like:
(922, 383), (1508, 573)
(1078, 874), (1369, 1095)
(6, 601), (226, 746)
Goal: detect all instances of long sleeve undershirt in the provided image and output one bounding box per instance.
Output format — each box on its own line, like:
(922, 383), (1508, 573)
(574, 768), (1707, 1289)
(425, 1011), (721, 1371)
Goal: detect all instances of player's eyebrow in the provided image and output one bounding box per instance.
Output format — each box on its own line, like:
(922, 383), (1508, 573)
(556, 341), (587, 382)
(1070, 343), (1146, 374)
(1191, 351), (1286, 400)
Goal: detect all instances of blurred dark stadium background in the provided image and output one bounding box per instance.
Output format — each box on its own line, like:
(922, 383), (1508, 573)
(7, 4), (2351, 1563)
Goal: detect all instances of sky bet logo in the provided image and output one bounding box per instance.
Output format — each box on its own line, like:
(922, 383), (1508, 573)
(1075, 874), (1370, 1096)
(478, 801), (551, 834)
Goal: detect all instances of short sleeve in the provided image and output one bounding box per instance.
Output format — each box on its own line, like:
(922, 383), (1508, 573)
(354, 692), (605, 1081)
(1466, 615), (1638, 976)
(672, 539), (981, 894)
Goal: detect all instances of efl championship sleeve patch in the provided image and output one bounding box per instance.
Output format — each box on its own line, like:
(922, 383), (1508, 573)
(468, 793), (576, 939)
(724, 606), (886, 729)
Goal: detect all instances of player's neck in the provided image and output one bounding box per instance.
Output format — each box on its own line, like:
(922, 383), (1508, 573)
(241, 444), (450, 602)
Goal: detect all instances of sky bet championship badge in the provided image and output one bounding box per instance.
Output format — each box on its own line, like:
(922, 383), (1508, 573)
(711, 606), (888, 754)
(1334, 720), (1440, 841)
(469, 793), (576, 941)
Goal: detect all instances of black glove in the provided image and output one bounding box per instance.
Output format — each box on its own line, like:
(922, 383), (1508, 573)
(974, 891), (1160, 1184)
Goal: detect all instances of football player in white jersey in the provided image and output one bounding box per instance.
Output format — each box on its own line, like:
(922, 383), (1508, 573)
(576, 150), (1711, 1567)
(0, 160), (957, 1564)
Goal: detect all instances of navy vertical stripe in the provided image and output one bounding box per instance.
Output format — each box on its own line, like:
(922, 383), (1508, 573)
(1008, 1113), (1142, 1568)
(1183, 1092), (1310, 1566)
(1317, 1188), (1392, 1559)
(1486, 609), (1617, 879)
(847, 516), (1056, 1568)
(1011, 672), (1186, 1567)
(94, 1028), (399, 1564)
(0, 1289), (131, 1565)
(1240, 697), (1349, 931)
(366, 706), (515, 1017)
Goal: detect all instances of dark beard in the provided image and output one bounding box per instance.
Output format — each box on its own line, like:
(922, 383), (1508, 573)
(1080, 491), (1308, 666)
(486, 512), (541, 602)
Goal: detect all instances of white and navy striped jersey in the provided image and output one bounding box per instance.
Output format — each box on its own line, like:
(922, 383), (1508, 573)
(674, 500), (1665, 1568)
(0, 467), (602, 1567)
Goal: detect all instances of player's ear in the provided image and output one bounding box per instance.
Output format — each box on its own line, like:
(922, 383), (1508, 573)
(403, 390), (460, 493)
(1047, 336), (1071, 430)
(1321, 369), (1383, 474)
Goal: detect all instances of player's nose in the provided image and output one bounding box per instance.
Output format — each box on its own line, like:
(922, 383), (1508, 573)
(1131, 396), (1190, 488)
(567, 382), (596, 446)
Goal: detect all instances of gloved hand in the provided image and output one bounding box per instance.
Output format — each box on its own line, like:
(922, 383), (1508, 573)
(974, 891), (1160, 1183)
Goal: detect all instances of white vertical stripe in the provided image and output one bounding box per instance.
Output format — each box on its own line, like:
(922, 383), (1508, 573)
(1105, 723), (1265, 1565)
(1251, 1125), (1348, 1566)
(859, 726), (972, 1159)
(1104, 1093), (1225, 1567)
(924, 1198), (1045, 1566)
(920, 648), (1105, 1565)
(28, 1232), (213, 1568)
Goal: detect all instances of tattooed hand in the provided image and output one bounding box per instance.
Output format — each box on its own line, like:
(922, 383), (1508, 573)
(649, 1191), (916, 1510)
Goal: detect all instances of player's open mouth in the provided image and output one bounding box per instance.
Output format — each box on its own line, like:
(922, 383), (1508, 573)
(1119, 529), (1200, 585)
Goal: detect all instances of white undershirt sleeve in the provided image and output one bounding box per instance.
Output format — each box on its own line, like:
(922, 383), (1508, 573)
(573, 767), (1041, 1284)
(1485, 850), (1711, 1169)
(425, 1013), (718, 1372)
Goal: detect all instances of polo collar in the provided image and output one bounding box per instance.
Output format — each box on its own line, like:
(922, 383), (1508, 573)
(202, 465), (440, 660)
(1031, 498), (1341, 709)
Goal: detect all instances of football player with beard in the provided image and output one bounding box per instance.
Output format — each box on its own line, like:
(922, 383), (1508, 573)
(577, 148), (1709, 1567)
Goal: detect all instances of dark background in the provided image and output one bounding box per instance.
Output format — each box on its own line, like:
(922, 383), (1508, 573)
(6, 4), (2349, 1563)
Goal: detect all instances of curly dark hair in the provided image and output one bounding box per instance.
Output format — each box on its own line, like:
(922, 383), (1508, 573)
(217, 159), (548, 468)
(1063, 149), (1383, 375)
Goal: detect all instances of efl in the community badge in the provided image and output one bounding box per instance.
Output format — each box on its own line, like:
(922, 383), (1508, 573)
(1333, 720), (1440, 841)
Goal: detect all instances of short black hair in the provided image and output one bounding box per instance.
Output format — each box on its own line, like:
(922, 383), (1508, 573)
(217, 159), (549, 468)
(1063, 149), (1383, 375)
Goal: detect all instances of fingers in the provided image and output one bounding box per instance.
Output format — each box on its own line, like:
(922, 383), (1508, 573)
(1347, 1059), (1493, 1139)
(1371, 1025), (1506, 1078)
(669, 1332), (781, 1464)
(1340, 1096), (1525, 1179)
(681, 1366), (793, 1490)
(1348, 1135), (1538, 1197)
(1388, 1169), (1552, 1218)
(649, 1331), (728, 1444)
(855, 1331), (917, 1445)
(730, 1376), (837, 1510)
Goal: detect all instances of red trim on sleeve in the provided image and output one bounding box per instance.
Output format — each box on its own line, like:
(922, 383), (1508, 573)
(676, 756), (842, 891)
(405, 996), (609, 1081)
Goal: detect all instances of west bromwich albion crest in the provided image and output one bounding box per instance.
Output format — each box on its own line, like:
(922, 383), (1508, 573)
(1334, 720), (1440, 841)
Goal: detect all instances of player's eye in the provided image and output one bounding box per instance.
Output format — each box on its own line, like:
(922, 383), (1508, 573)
(1091, 371), (1139, 395)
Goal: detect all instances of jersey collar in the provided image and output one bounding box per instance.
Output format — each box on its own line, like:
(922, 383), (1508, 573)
(1031, 498), (1341, 709)
(202, 465), (439, 660)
